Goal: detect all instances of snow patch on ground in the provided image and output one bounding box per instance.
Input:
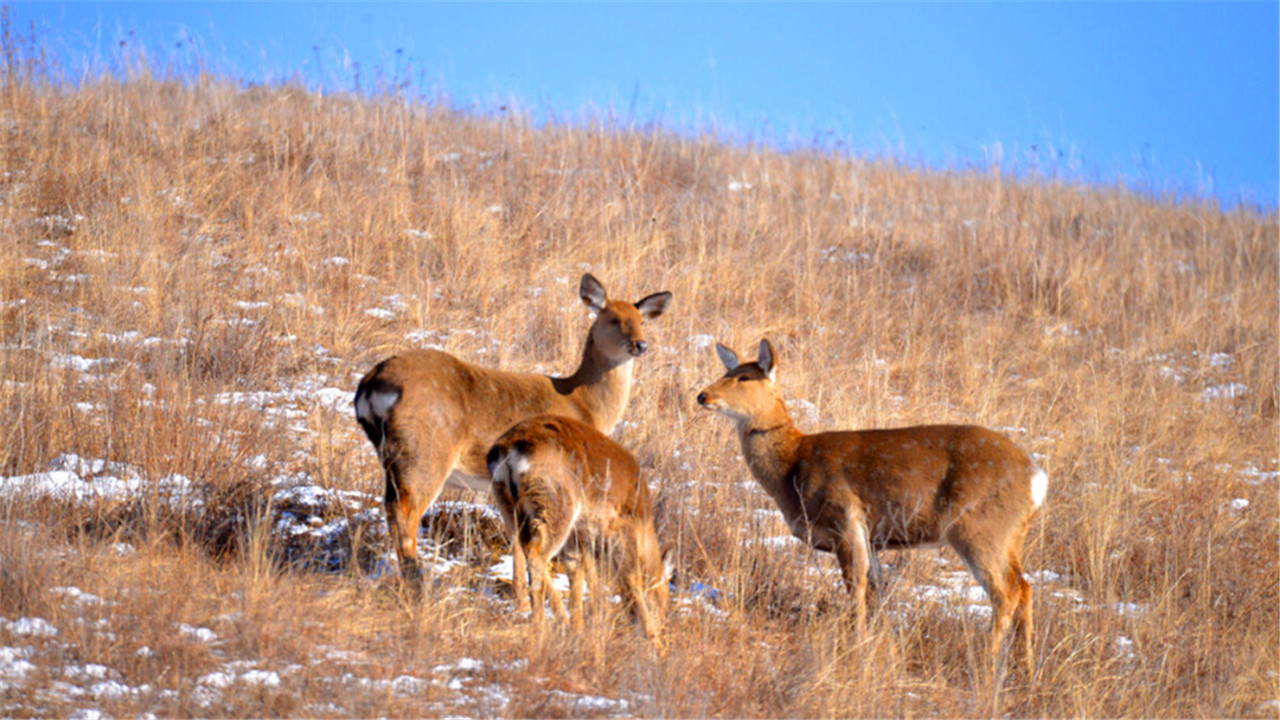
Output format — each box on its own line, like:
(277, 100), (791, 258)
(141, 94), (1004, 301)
(0, 454), (201, 509)
(0, 617), (59, 638)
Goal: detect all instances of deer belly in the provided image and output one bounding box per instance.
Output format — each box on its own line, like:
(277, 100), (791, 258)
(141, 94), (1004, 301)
(445, 468), (493, 494)
(787, 520), (841, 553)
(870, 518), (943, 549)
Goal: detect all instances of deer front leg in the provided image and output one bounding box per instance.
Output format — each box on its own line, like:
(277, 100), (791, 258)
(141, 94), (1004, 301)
(623, 567), (664, 651)
(835, 522), (871, 640)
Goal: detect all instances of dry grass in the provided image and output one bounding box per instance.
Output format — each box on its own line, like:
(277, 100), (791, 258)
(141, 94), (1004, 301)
(1, 27), (1277, 718)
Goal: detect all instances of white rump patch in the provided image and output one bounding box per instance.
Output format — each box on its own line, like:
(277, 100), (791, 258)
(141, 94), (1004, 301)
(490, 448), (531, 489)
(508, 450), (531, 480)
(1030, 466), (1049, 508)
(354, 388), (399, 424)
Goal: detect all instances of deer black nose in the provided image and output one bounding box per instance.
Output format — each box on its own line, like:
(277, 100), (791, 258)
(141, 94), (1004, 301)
(696, 392), (707, 405)
(633, 340), (648, 355)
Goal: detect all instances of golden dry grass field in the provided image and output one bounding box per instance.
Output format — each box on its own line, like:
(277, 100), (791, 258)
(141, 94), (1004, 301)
(1, 37), (1277, 718)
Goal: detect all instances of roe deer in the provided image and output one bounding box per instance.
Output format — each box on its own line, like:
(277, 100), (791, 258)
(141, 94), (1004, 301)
(696, 339), (1047, 672)
(355, 274), (672, 596)
(487, 414), (672, 645)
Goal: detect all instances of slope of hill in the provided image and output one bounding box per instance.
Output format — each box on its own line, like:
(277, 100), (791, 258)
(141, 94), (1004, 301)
(1, 56), (1276, 717)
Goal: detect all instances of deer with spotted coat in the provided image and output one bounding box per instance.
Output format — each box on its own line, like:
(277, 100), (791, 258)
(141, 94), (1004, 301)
(354, 275), (672, 598)
(696, 339), (1047, 672)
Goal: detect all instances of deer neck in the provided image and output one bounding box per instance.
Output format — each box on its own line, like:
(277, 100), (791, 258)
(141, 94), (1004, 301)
(736, 398), (804, 497)
(554, 335), (634, 433)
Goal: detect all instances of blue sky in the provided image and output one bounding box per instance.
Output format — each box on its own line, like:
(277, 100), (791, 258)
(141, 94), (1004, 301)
(13, 2), (1279, 207)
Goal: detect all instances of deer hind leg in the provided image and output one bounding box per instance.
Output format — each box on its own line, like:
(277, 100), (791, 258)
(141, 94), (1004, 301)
(948, 533), (1016, 672)
(1005, 523), (1035, 675)
(525, 541), (550, 635)
(508, 524), (531, 613)
(530, 518), (571, 625)
(581, 547), (601, 620)
(383, 450), (453, 596)
(564, 542), (588, 632)
(544, 562), (568, 623)
(520, 527), (568, 631)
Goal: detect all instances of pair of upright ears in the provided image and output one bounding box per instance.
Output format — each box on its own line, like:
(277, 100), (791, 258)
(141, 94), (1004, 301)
(715, 339), (777, 382)
(579, 273), (673, 320)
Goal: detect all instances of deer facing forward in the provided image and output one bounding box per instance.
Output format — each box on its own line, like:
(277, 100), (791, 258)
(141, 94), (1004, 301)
(355, 274), (672, 595)
(696, 339), (1047, 672)
(487, 414), (672, 646)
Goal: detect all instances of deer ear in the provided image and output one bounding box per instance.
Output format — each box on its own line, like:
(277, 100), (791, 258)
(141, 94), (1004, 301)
(757, 339), (777, 382)
(579, 274), (607, 312)
(635, 291), (672, 320)
(715, 343), (740, 371)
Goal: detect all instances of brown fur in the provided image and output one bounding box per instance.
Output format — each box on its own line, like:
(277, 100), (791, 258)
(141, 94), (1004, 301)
(697, 339), (1046, 673)
(355, 275), (671, 596)
(488, 415), (672, 646)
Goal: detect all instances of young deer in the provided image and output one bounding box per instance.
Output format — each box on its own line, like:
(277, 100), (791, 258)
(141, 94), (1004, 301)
(355, 274), (672, 596)
(696, 339), (1047, 672)
(487, 414), (672, 646)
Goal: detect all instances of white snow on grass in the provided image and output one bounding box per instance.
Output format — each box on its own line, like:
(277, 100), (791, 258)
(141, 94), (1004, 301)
(0, 617), (59, 638)
(432, 657), (485, 675)
(1237, 464), (1280, 484)
(0, 454), (201, 510)
(687, 333), (716, 351)
(176, 623), (218, 643)
(364, 294), (409, 320)
(51, 587), (105, 607)
(486, 554), (570, 594)
(208, 377), (355, 427)
(0, 646), (36, 687)
(1114, 635), (1136, 660)
(424, 500), (503, 524)
(63, 663), (113, 682)
(87, 680), (135, 699)
(50, 353), (119, 373)
(404, 326), (501, 352)
(746, 535), (804, 550)
(548, 689), (633, 714)
(271, 481), (371, 513)
(674, 593), (728, 619)
(1113, 602), (1147, 617)
(239, 669), (281, 687)
(313, 386), (351, 412)
(1201, 382), (1249, 401)
(819, 246), (872, 265)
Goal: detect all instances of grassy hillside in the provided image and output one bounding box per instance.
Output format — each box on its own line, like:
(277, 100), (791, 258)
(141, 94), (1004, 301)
(1, 45), (1277, 717)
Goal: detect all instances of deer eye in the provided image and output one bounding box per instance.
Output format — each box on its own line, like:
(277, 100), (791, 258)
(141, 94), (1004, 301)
(736, 375), (748, 383)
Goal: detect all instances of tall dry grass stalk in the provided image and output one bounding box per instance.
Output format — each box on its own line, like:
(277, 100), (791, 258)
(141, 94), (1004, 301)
(1, 29), (1276, 717)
